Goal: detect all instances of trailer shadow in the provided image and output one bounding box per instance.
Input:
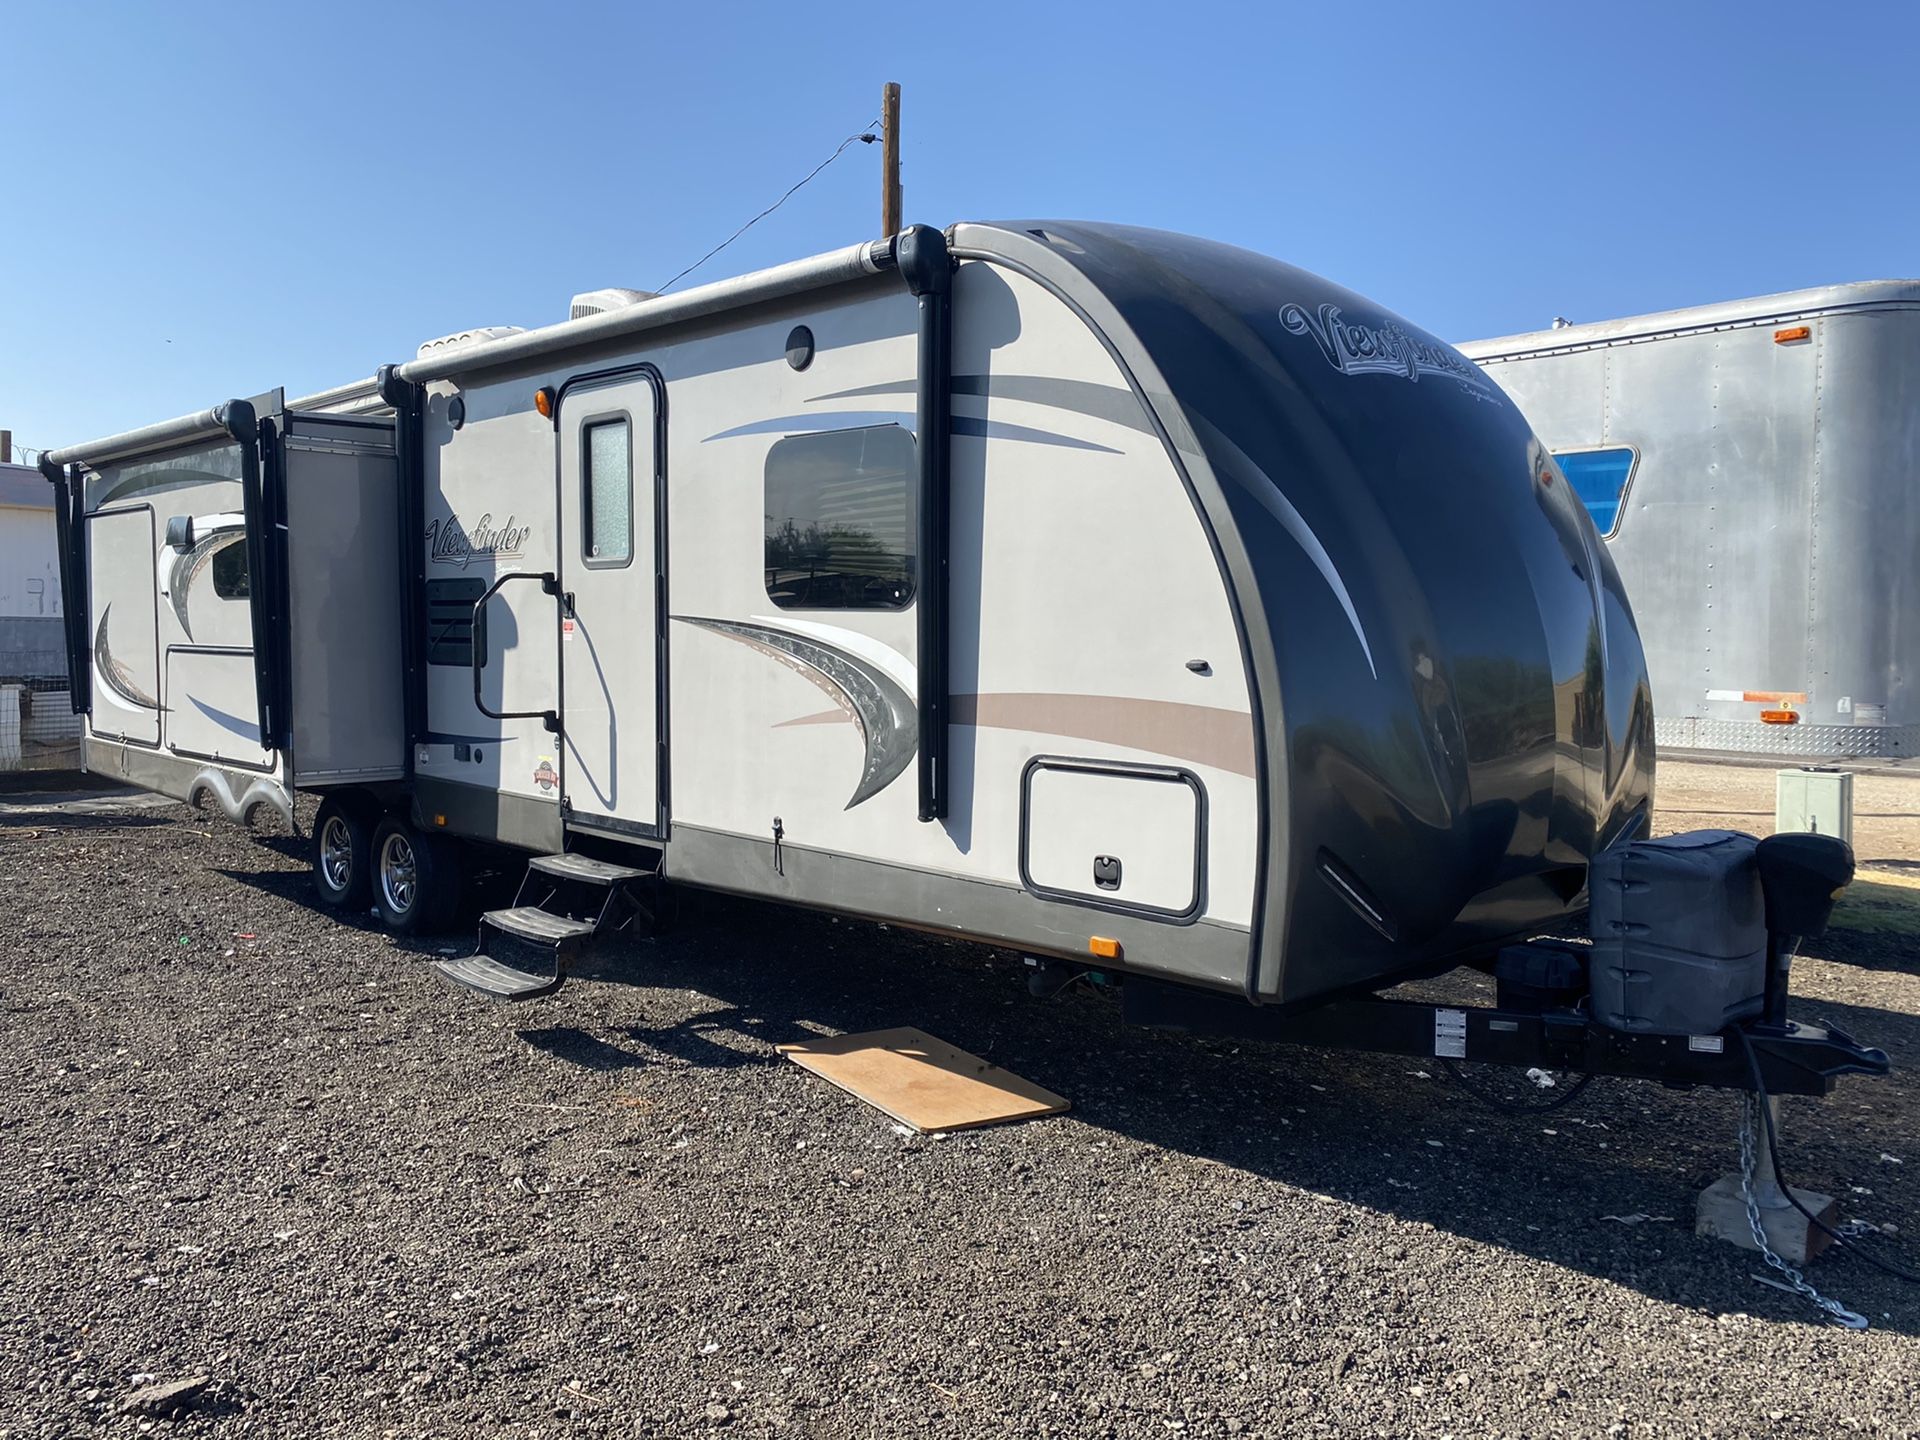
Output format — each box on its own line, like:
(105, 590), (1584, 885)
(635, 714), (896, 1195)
(542, 894), (1920, 1332)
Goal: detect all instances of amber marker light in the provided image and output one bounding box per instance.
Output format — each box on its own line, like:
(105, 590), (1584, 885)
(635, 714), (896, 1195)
(1088, 936), (1122, 960)
(1760, 709), (1800, 725)
(1774, 325), (1811, 344)
(534, 386), (556, 418)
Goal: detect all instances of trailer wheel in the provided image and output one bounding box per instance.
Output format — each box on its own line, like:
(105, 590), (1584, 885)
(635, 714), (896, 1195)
(312, 795), (375, 910)
(372, 816), (463, 934)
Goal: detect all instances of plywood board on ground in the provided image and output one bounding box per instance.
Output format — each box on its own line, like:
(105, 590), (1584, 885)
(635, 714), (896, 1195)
(777, 1027), (1069, 1133)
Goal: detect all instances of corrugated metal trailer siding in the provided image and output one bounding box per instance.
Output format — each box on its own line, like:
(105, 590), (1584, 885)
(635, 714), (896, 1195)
(1462, 283), (1920, 758)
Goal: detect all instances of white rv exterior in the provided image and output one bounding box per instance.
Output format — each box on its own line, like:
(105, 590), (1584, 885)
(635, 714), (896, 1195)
(46, 222), (1654, 1010)
(1460, 281), (1920, 759)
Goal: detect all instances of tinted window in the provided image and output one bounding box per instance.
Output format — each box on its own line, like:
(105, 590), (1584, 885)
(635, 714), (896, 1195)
(1553, 448), (1636, 535)
(764, 425), (916, 610)
(211, 538), (249, 599)
(584, 419), (633, 565)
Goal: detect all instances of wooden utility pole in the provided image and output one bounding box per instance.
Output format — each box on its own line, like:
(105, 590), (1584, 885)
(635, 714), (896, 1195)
(881, 82), (903, 237)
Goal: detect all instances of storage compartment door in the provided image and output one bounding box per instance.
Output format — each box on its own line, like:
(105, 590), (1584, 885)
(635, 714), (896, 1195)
(1021, 758), (1204, 918)
(85, 508), (161, 745)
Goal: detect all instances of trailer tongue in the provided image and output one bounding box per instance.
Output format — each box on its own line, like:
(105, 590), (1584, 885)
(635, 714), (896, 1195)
(1130, 827), (1887, 1099)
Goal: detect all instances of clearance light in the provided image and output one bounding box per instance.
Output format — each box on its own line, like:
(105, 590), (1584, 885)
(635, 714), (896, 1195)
(1088, 936), (1122, 961)
(1774, 325), (1811, 344)
(434, 813), (448, 826)
(1760, 709), (1800, 725)
(534, 386), (556, 418)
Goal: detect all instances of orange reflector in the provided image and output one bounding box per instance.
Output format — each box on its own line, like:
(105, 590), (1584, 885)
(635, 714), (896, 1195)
(534, 386), (555, 418)
(434, 813), (448, 825)
(1088, 936), (1122, 960)
(1760, 709), (1800, 725)
(1774, 325), (1811, 344)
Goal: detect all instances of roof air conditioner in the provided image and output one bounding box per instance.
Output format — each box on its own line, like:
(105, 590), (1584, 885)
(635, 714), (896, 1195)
(415, 326), (526, 359)
(570, 287), (656, 321)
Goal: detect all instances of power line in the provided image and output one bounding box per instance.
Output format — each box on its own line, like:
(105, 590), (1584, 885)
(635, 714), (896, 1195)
(655, 117), (882, 295)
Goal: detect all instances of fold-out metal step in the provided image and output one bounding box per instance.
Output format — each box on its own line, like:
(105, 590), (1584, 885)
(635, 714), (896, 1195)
(433, 952), (567, 1001)
(481, 905), (596, 946)
(430, 850), (659, 1003)
(527, 853), (652, 885)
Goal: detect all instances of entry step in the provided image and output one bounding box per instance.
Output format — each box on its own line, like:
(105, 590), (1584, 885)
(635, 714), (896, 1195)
(527, 852), (654, 885)
(432, 952), (563, 1002)
(481, 906), (597, 946)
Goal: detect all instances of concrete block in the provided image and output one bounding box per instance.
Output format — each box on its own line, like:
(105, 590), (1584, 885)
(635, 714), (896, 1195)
(1696, 1175), (1837, 1267)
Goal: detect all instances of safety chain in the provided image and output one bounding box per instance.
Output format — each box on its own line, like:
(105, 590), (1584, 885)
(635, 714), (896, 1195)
(1738, 1093), (1868, 1329)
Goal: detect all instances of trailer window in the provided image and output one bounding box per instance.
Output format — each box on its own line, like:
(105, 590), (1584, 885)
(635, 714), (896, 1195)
(764, 425), (916, 610)
(211, 539), (249, 600)
(1553, 448), (1637, 535)
(583, 418), (633, 567)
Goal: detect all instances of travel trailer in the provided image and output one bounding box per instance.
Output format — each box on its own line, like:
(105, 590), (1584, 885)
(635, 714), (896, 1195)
(40, 222), (1888, 1105)
(1460, 281), (1920, 760)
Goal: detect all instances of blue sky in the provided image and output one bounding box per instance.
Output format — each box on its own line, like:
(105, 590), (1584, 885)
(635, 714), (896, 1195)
(4, 0), (1915, 454)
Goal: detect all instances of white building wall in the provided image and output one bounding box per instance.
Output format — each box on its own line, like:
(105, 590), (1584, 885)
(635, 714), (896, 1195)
(0, 503), (63, 619)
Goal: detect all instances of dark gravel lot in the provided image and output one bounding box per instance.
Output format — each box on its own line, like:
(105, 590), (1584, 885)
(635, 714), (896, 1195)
(3, 792), (1918, 1438)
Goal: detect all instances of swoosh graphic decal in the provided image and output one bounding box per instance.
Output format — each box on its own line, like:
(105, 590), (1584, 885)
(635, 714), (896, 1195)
(811, 374), (1154, 436)
(93, 605), (160, 711)
(949, 693), (1256, 778)
(188, 693), (262, 744)
(1189, 414), (1378, 680)
(92, 466), (241, 510)
(166, 526), (245, 641)
(677, 617), (917, 808)
(701, 411), (1118, 454)
(705, 411), (914, 442)
(775, 692), (1257, 776)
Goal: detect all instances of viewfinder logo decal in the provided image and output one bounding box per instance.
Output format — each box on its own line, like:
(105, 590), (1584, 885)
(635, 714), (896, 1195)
(426, 512), (532, 568)
(1280, 302), (1494, 398)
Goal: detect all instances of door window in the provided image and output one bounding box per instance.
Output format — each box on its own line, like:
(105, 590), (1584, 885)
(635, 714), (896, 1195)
(583, 418), (633, 566)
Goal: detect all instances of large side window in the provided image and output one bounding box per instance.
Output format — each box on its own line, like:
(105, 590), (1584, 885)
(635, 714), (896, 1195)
(1553, 447), (1637, 536)
(764, 425), (916, 610)
(583, 418), (633, 567)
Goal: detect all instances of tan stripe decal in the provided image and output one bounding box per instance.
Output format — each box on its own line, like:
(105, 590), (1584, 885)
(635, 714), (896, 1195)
(776, 693), (1257, 777)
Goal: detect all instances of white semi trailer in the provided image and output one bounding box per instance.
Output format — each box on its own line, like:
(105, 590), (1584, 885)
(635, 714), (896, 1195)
(1461, 280), (1920, 759)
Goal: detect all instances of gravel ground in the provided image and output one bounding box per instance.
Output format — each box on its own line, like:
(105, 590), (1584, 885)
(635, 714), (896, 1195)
(3, 780), (1919, 1439)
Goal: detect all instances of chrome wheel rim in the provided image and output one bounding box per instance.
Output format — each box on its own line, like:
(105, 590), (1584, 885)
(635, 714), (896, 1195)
(379, 832), (417, 915)
(320, 815), (355, 892)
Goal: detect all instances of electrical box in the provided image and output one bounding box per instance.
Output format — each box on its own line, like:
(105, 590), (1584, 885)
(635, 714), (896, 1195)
(1775, 767), (1853, 845)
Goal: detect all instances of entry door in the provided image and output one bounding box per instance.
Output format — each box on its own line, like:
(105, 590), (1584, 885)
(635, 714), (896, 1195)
(557, 369), (664, 834)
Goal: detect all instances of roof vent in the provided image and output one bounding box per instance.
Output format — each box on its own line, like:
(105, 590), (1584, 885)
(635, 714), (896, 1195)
(415, 325), (526, 360)
(570, 287), (656, 321)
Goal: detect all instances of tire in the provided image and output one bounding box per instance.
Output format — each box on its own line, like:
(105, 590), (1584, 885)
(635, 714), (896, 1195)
(312, 795), (375, 911)
(372, 815), (464, 934)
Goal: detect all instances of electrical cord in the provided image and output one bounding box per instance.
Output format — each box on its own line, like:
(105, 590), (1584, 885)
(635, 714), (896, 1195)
(656, 117), (883, 294)
(1736, 1026), (1920, 1286)
(1440, 1057), (1597, 1114)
